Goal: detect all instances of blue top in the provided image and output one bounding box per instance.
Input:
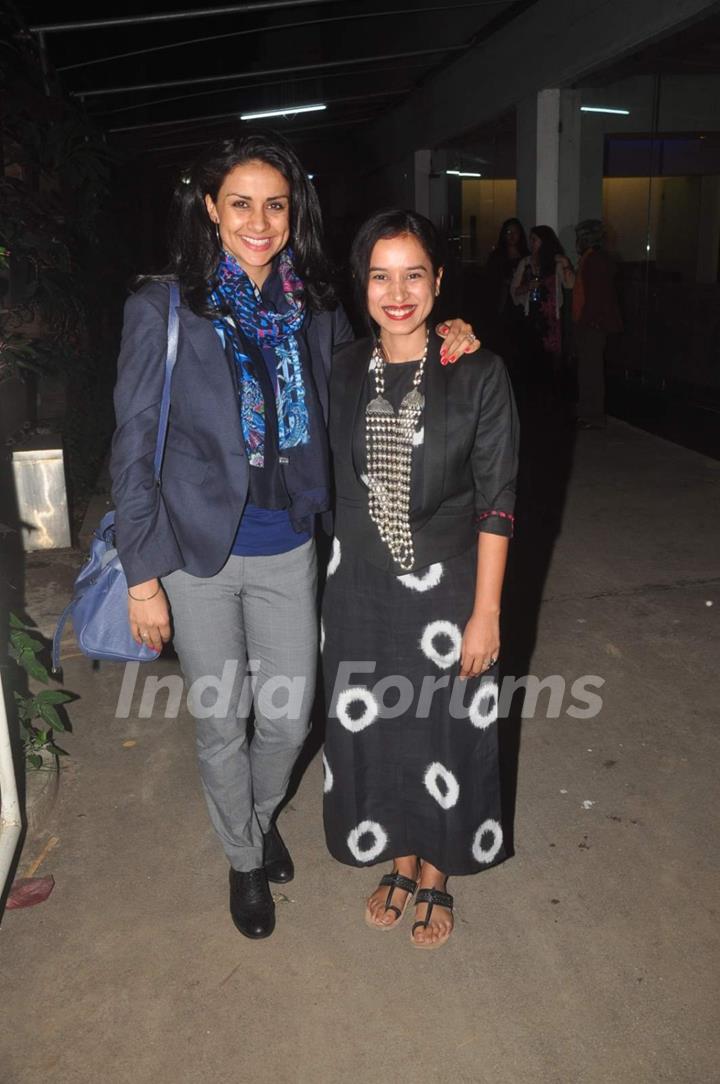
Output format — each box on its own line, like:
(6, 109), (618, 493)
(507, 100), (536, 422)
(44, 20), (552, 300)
(232, 503), (311, 556)
(231, 267), (312, 557)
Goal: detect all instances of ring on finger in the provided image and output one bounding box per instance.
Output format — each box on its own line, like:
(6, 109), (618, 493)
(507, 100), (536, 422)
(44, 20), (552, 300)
(465, 332), (477, 343)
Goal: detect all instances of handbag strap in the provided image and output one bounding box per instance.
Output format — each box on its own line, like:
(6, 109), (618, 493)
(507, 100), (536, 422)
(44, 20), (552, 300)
(52, 283), (180, 677)
(152, 281), (180, 485)
(52, 598), (75, 676)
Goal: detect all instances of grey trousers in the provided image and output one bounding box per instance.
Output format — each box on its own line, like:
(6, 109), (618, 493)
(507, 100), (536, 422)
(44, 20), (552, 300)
(163, 539), (318, 871)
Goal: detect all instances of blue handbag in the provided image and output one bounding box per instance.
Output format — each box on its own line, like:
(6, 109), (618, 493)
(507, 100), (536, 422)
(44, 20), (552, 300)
(52, 283), (180, 673)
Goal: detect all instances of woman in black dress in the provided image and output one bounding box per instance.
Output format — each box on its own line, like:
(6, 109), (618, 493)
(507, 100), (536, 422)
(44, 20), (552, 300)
(322, 211), (519, 948)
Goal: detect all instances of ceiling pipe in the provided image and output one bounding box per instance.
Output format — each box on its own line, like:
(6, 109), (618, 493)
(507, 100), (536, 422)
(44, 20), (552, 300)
(57, 3), (507, 72)
(134, 114), (374, 155)
(30, 0), (334, 34)
(108, 89), (409, 133)
(92, 60), (431, 117)
(71, 45), (467, 99)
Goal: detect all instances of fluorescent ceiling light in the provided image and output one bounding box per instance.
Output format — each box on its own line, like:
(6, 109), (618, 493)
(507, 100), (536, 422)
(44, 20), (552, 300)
(458, 171), (482, 177)
(240, 103), (326, 121)
(581, 106), (630, 115)
(446, 170), (482, 177)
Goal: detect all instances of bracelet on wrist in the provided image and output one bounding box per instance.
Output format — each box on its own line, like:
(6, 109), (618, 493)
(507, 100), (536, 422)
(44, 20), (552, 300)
(128, 583), (160, 602)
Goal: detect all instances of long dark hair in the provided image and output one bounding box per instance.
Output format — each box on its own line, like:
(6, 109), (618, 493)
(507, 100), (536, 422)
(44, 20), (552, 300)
(349, 209), (443, 332)
(530, 224), (565, 278)
(496, 217), (529, 259)
(163, 129), (336, 315)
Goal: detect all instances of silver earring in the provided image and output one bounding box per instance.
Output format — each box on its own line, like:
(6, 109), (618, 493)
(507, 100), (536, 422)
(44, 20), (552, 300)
(214, 222), (221, 246)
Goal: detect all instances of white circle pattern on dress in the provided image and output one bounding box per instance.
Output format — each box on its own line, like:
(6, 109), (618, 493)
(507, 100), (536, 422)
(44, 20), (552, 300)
(471, 818), (503, 864)
(322, 752), (333, 793)
(327, 537), (341, 576)
(420, 620), (462, 669)
(397, 563), (444, 593)
(335, 686), (379, 733)
(423, 761), (460, 809)
(468, 680), (499, 728)
(347, 819), (388, 862)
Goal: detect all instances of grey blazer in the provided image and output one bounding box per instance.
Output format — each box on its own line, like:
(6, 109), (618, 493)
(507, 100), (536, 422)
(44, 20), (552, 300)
(110, 281), (353, 588)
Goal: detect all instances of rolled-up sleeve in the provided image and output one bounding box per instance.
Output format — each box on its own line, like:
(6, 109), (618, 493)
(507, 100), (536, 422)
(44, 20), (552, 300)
(472, 355), (520, 538)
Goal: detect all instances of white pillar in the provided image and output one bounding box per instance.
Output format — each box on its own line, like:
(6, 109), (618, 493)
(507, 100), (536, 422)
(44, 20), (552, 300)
(535, 89), (562, 230)
(517, 89), (583, 249)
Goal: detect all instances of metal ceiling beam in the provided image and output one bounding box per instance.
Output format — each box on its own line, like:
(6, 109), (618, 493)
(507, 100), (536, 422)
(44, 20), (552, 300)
(108, 89), (409, 133)
(57, 3), (507, 72)
(71, 45), (467, 98)
(92, 61), (432, 117)
(138, 114), (375, 155)
(30, 0), (333, 34)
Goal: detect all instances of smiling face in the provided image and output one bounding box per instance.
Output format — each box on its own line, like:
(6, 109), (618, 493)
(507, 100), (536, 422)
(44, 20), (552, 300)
(204, 159), (291, 286)
(366, 233), (442, 351)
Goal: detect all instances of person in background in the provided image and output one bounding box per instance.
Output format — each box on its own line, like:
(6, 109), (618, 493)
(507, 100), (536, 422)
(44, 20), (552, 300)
(511, 224), (574, 400)
(486, 217), (529, 324)
(482, 218), (528, 375)
(572, 219), (623, 429)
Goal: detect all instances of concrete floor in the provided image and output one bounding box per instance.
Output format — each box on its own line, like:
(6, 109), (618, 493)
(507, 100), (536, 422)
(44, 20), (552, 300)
(2, 417), (719, 1084)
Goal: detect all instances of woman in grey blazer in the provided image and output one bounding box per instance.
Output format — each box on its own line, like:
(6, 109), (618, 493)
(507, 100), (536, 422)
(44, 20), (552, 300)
(110, 130), (479, 940)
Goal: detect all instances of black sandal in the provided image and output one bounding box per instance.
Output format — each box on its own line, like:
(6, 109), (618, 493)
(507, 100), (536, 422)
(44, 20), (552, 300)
(364, 869), (418, 931)
(411, 886), (454, 949)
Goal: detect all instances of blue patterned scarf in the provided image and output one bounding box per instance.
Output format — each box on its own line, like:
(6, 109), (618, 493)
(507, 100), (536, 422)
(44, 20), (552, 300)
(211, 248), (308, 467)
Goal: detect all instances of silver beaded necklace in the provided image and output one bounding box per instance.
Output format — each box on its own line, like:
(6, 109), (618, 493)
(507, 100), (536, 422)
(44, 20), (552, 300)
(365, 330), (429, 570)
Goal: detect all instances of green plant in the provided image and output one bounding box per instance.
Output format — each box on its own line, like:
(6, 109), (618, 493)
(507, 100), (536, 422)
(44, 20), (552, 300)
(8, 613), (72, 770)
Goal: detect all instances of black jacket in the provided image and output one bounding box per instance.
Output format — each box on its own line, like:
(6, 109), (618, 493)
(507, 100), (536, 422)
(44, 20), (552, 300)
(329, 335), (519, 574)
(110, 281), (353, 588)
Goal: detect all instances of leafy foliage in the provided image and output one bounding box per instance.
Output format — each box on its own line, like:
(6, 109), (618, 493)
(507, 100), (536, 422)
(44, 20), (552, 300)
(8, 613), (74, 769)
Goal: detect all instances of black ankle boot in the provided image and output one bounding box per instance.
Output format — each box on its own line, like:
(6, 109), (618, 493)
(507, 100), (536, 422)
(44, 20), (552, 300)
(263, 821), (295, 884)
(229, 867), (275, 939)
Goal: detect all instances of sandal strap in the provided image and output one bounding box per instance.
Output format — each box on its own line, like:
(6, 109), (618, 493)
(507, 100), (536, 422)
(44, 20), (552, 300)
(414, 887), (454, 911)
(412, 886), (454, 936)
(379, 872), (418, 896)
